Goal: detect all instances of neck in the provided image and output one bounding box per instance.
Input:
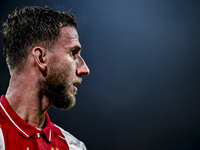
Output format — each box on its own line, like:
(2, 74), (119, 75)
(5, 71), (50, 128)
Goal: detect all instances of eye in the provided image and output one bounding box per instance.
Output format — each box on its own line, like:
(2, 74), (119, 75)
(69, 47), (81, 57)
(70, 49), (77, 56)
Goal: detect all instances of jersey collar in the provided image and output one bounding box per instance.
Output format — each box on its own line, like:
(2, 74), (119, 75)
(0, 95), (65, 142)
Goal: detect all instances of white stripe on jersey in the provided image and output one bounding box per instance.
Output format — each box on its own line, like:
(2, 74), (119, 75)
(0, 103), (29, 137)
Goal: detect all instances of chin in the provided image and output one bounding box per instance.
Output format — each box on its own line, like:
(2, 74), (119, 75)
(51, 95), (76, 110)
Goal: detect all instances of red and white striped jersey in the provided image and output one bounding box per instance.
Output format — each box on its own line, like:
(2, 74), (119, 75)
(0, 95), (87, 150)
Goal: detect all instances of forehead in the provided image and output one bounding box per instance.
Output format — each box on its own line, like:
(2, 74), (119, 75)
(59, 26), (79, 44)
(53, 26), (80, 51)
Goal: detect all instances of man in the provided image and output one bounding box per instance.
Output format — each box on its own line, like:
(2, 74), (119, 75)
(0, 6), (90, 150)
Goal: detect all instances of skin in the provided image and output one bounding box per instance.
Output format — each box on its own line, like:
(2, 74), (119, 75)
(5, 26), (90, 128)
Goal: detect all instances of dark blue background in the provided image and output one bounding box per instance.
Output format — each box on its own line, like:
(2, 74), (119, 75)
(0, 0), (200, 149)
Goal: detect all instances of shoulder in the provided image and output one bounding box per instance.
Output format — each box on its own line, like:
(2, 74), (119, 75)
(55, 124), (87, 150)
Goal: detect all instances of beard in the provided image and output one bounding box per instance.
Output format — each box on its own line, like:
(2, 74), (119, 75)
(41, 66), (76, 109)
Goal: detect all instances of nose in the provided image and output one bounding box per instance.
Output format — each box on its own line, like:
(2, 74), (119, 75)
(76, 56), (90, 77)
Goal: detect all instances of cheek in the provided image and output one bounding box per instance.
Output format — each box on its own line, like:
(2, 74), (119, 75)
(63, 59), (77, 77)
(52, 54), (77, 74)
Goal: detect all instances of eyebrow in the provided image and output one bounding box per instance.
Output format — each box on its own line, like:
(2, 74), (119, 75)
(72, 45), (82, 51)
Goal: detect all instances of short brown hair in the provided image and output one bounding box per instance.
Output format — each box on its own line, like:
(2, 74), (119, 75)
(3, 6), (77, 71)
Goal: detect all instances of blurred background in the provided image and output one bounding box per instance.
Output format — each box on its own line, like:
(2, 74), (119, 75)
(0, 0), (200, 149)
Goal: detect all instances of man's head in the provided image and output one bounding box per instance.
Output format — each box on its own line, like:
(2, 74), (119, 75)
(3, 6), (90, 109)
(3, 6), (77, 72)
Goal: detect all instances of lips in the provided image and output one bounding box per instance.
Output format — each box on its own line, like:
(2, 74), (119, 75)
(73, 82), (81, 86)
(73, 79), (82, 86)
(72, 80), (82, 94)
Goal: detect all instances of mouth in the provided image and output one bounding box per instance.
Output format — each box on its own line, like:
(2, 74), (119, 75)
(73, 80), (82, 86)
(72, 80), (82, 94)
(73, 82), (81, 86)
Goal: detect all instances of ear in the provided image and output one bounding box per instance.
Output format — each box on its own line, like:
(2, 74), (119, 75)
(32, 47), (47, 71)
